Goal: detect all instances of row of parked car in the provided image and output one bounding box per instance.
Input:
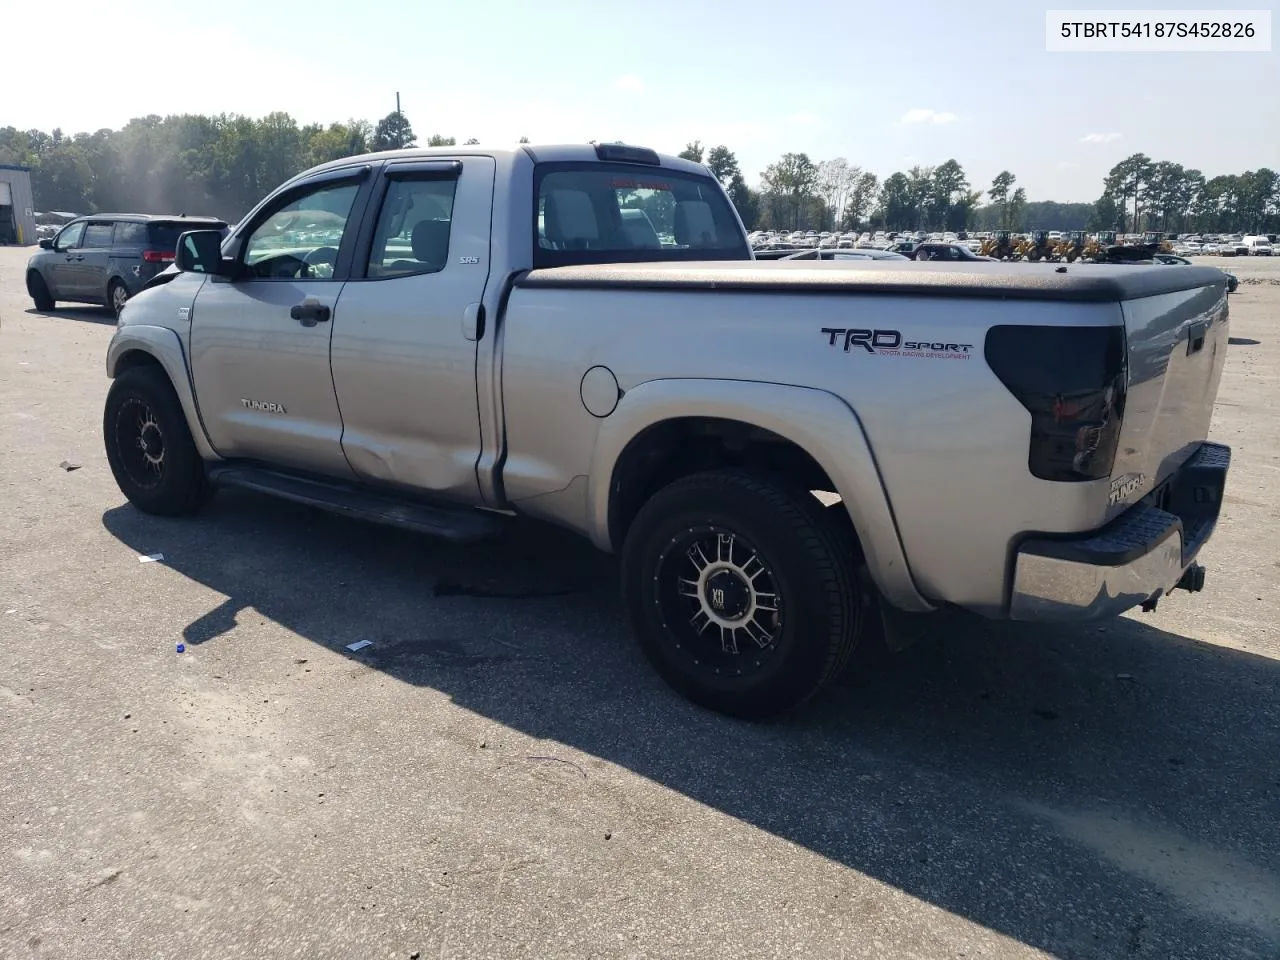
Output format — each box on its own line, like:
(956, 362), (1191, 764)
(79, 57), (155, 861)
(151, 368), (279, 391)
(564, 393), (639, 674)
(750, 229), (983, 253)
(1171, 235), (1273, 256)
(752, 228), (1275, 257)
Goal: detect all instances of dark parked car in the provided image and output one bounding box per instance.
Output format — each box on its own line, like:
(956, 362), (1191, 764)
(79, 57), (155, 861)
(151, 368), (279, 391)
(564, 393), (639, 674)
(26, 214), (228, 318)
(909, 241), (994, 262)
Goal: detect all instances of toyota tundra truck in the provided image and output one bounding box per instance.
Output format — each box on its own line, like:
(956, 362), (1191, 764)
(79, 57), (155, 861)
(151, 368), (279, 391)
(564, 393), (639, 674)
(101, 142), (1232, 718)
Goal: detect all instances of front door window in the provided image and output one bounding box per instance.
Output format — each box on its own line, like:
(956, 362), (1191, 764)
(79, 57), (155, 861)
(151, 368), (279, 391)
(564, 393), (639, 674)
(55, 222), (85, 250)
(241, 183), (361, 280)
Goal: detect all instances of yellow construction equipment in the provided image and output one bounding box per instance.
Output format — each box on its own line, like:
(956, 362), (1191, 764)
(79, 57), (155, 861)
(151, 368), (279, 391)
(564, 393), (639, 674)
(1082, 231), (1117, 260)
(1018, 229), (1056, 262)
(979, 230), (1017, 260)
(1056, 230), (1087, 262)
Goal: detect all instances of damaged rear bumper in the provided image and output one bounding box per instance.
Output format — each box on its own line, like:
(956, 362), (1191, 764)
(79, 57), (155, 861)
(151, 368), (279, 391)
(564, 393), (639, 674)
(1009, 441), (1230, 621)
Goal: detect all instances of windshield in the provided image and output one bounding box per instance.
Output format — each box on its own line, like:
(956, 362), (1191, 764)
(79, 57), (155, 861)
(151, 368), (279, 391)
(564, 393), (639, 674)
(534, 163), (749, 267)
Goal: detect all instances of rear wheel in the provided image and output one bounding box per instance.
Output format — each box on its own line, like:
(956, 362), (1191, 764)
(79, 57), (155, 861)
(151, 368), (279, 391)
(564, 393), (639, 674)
(108, 280), (129, 319)
(621, 469), (866, 719)
(27, 271), (54, 311)
(103, 365), (209, 516)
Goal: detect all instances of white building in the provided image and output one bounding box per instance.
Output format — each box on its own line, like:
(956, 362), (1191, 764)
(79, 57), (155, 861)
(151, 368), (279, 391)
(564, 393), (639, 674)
(0, 164), (38, 246)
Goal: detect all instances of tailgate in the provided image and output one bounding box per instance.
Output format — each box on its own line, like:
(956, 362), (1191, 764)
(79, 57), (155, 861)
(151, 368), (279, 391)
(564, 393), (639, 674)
(1106, 279), (1229, 515)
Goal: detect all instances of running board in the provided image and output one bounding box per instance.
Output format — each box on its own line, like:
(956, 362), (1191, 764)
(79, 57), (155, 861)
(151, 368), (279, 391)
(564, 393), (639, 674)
(206, 465), (506, 543)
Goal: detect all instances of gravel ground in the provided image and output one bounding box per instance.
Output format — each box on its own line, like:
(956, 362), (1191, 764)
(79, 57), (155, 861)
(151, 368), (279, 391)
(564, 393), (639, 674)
(1, 247), (1278, 960)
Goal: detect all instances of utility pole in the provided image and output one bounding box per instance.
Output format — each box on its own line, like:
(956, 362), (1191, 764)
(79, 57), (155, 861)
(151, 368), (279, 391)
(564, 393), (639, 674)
(396, 92), (401, 117)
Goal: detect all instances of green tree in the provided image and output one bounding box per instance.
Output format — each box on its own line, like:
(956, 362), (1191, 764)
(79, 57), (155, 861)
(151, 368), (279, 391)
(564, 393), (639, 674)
(1106, 153), (1153, 231)
(372, 110), (416, 150)
(906, 166), (934, 229)
(730, 183), (759, 229)
(988, 170), (1016, 228)
(842, 171), (879, 230)
(877, 172), (914, 229)
(706, 145), (739, 186)
(678, 140), (705, 163)
(464, 138), (480, 145)
(816, 158), (861, 227)
(930, 159), (969, 230)
(1238, 168), (1278, 230)
(759, 152), (818, 230)
(426, 134), (456, 147)
(704, 145), (755, 226)
(1088, 192), (1121, 231)
(1007, 187), (1028, 231)
(303, 120), (372, 167)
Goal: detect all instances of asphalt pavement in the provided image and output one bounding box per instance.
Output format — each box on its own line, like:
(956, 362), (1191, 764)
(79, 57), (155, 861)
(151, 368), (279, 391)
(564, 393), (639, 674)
(2, 246), (1278, 960)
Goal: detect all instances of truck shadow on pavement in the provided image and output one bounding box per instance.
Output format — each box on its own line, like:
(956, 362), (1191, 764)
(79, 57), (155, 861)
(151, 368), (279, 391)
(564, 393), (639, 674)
(101, 493), (1280, 960)
(25, 305), (116, 326)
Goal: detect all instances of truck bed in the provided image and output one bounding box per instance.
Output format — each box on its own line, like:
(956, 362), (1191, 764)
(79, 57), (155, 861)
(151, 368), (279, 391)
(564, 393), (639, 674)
(517, 259), (1231, 303)
(504, 258), (1230, 616)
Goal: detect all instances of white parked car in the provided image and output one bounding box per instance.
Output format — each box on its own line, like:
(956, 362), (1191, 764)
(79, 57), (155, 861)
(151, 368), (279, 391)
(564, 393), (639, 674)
(1241, 236), (1273, 256)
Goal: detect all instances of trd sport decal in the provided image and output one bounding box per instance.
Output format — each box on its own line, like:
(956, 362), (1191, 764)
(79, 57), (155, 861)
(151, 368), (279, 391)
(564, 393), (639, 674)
(821, 327), (973, 359)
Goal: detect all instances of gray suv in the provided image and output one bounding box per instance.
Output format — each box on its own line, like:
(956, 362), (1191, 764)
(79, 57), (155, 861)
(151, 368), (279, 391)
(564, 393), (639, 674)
(26, 214), (228, 318)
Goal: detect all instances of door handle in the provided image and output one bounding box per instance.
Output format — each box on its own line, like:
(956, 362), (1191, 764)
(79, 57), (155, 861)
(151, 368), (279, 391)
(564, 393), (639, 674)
(1187, 320), (1207, 356)
(290, 298), (331, 327)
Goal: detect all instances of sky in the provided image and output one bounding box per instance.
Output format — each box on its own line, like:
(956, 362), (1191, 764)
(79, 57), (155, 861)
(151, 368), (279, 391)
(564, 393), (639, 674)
(3, 0), (1276, 203)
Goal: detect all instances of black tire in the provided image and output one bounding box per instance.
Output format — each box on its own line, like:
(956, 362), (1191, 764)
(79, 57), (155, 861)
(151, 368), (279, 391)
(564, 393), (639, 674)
(108, 279), (129, 319)
(103, 365), (209, 516)
(28, 271), (54, 311)
(621, 468), (866, 719)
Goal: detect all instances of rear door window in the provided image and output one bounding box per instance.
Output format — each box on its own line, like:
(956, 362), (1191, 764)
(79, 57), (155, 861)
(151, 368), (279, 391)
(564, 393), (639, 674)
(366, 177), (458, 278)
(534, 163), (748, 267)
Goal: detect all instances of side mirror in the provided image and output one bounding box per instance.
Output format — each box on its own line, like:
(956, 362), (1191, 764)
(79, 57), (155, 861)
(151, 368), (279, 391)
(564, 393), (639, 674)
(38, 238), (53, 250)
(175, 229), (232, 276)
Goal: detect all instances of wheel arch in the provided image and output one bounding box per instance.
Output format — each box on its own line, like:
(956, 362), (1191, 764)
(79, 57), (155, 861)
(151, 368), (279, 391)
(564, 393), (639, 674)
(587, 378), (933, 613)
(107, 326), (220, 462)
(26, 266), (50, 294)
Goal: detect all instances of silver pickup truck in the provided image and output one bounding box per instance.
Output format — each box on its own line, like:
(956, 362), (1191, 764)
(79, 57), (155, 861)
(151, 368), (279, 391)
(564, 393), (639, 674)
(102, 143), (1232, 718)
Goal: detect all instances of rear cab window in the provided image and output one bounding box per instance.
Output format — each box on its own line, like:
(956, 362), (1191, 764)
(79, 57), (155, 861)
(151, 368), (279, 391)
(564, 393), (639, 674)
(533, 163), (748, 267)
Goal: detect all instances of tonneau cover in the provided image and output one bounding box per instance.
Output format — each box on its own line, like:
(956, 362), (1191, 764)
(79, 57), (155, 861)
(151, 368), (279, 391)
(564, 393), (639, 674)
(517, 260), (1229, 303)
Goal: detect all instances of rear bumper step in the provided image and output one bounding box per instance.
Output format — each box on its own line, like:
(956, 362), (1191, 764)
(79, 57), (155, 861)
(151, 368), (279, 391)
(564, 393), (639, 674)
(1008, 441), (1230, 621)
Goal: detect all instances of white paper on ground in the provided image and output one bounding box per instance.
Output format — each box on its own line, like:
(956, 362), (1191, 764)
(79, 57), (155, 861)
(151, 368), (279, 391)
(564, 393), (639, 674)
(138, 554), (164, 563)
(345, 640), (373, 652)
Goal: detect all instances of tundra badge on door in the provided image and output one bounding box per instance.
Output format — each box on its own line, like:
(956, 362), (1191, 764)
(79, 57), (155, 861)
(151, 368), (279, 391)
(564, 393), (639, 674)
(241, 398), (287, 414)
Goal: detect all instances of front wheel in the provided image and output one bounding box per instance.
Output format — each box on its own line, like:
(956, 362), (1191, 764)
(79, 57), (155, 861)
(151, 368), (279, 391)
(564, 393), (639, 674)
(27, 271), (54, 311)
(621, 469), (866, 719)
(103, 365), (209, 516)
